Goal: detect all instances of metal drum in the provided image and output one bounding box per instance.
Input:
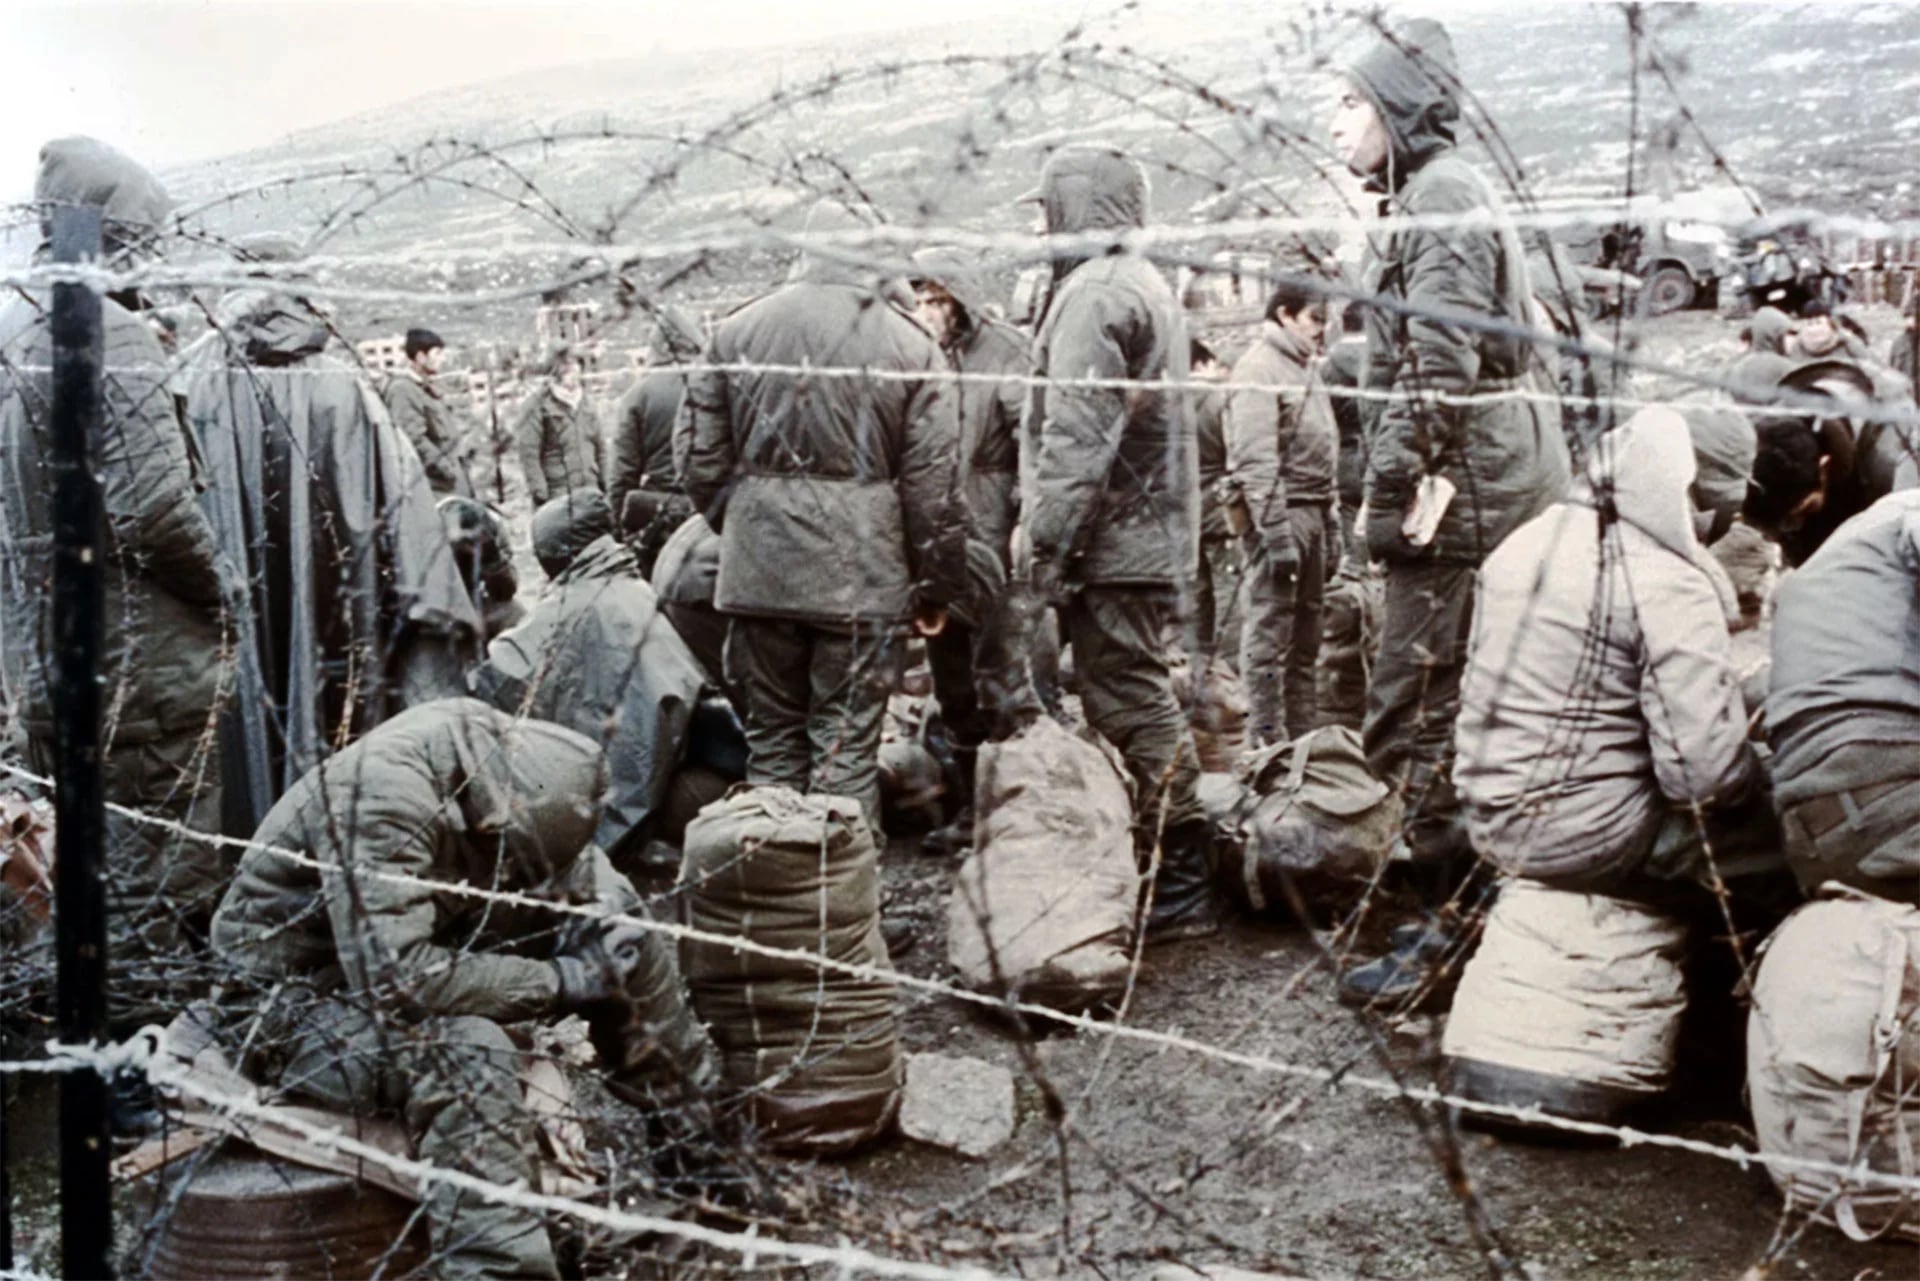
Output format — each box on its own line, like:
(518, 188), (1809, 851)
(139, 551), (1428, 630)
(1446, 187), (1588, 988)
(147, 1145), (427, 1280)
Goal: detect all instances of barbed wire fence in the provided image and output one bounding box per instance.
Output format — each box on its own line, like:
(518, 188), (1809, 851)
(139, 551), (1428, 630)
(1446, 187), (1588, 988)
(3, 1), (1920, 1278)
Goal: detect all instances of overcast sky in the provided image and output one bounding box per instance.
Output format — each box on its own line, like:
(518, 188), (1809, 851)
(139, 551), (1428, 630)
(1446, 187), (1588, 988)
(2, 0), (1075, 190)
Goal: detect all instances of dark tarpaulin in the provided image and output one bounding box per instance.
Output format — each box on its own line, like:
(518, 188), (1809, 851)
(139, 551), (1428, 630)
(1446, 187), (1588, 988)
(473, 535), (710, 865)
(184, 291), (479, 837)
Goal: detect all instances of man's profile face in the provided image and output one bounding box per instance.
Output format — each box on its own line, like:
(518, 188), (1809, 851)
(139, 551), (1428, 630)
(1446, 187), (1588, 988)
(1280, 302), (1328, 353)
(413, 345), (445, 376)
(913, 284), (958, 348)
(1331, 88), (1389, 177)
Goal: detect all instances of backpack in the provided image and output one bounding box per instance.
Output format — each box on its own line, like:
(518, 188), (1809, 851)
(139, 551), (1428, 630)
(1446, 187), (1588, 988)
(1749, 888), (1920, 1242)
(1222, 725), (1399, 914)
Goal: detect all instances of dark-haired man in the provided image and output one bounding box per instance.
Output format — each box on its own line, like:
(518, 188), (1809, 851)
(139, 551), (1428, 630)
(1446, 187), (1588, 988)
(1744, 371), (1919, 567)
(384, 326), (473, 497)
(1227, 280), (1339, 748)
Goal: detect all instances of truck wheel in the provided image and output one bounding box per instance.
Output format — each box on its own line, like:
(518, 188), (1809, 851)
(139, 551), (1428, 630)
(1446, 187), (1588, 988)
(1643, 267), (1696, 316)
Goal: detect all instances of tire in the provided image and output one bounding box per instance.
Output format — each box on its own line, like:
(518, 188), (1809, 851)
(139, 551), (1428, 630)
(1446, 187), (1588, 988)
(1643, 266), (1696, 316)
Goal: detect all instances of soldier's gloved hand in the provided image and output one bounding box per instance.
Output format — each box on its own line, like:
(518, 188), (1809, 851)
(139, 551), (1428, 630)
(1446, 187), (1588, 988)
(1028, 556), (1068, 605)
(552, 954), (623, 1016)
(1323, 508), (1344, 587)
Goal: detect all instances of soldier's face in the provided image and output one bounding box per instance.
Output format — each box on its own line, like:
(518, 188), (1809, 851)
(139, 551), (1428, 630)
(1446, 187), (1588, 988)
(1331, 89), (1389, 177)
(1280, 303), (1328, 352)
(414, 346), (445, 376)
(914, 286), (958, 347)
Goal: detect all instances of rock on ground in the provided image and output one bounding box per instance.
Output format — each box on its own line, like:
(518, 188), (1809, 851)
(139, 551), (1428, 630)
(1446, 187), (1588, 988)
(897, 1052), (1015, 1158)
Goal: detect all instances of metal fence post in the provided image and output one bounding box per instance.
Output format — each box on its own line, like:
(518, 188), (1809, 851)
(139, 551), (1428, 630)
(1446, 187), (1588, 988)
(49, 203), (113, 1281)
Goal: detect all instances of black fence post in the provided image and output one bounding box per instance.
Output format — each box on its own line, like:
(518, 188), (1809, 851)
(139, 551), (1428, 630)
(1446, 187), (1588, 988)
(49, 203), (113, 1280)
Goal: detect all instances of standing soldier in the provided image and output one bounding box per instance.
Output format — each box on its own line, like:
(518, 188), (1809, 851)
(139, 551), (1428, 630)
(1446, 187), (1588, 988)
(1188, 338), (1241, 666)
(1020, 145), (1227, 942)
(383, 326), (473, 497)
(1227, 280), (1340, 749)
(607, 306), (704, 576)
(0, 137), (232, 1032)
(683, 205), (963, 833)
(185, 247), (479, 837)
(1332, 18), (1570, 1005)
(516, 351), (603, 505)
(908, 247), (1039, 853)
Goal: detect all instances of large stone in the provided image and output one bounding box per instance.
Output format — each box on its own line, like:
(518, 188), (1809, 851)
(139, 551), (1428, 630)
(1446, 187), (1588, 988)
(897, 1053), (1015, 1158)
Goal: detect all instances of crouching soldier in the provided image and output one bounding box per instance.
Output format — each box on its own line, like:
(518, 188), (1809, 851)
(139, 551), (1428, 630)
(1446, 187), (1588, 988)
(208, 699), (717, 1280)
(475, 492), (744, 869)
(1443, 408), (1784, 1113)
(1455, 406), (1777, 916)
(1767, 489), (1920, 899)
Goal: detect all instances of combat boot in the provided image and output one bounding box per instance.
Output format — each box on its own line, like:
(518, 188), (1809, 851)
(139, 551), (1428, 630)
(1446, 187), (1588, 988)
(1143, 819), (1232, 945)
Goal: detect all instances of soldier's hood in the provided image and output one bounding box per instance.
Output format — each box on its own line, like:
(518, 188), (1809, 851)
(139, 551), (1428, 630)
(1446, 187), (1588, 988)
(531, 490), (616, 578)
(1679, 400), (1756, 543)
(788, 201), (896, 291)
(1033, 146), (1149, 239)
(212, 289), (332, 363)
(554, 534), (640, 586)
(1747, 306), (1792, 355)
(34, 136), (172, 257)
(1342, 18), (1461, 190)
(1584, 405), (1701, 558)
(909, 246), (996, 331)
(452, 705), (607, 882)
(652, 305), (704, 362)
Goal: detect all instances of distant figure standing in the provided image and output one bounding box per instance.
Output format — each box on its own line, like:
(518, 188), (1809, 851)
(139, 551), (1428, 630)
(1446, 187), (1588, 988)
(516, 351), (602, 504)
(1227, 280), (1339, 749)
(607, 307), (705, 575)
(384, 326), (473, 497)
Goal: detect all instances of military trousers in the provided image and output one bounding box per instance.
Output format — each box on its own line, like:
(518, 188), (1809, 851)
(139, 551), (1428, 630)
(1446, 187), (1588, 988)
(240, 994), (554, 1280)
(1060, 585), (1205, 837)
(1190, 534), (1246, 668)
(1241, 504), (1329, 748)
(1362, 559), (1477, 868)
(926, 544), (1043, 756)
(724, 616), (904, 832)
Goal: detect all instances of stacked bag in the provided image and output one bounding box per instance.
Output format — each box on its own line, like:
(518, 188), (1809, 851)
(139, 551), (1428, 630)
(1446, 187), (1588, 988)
(1442, 881), (1691, 1126)
(680, 788), (900, 1152)
(1749, 889), (1920, 1241)
(947, 717), (1140, 1012)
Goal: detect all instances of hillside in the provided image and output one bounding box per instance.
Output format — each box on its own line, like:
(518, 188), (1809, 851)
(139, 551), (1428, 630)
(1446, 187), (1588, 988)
(136, 2), (1920, 347)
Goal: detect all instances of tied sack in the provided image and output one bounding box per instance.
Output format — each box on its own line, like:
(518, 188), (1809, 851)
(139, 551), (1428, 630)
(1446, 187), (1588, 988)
(1443, 881), (1688, 1105)
(1749, 890), (1920, 1243)
(947, 717), (1139, 1011)
(1223, 726), (1398, 913)
(680, 787), (900, 1153)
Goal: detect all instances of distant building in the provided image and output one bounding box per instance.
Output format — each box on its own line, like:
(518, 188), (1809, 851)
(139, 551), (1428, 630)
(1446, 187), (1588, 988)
(356, 333), (409, 374)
